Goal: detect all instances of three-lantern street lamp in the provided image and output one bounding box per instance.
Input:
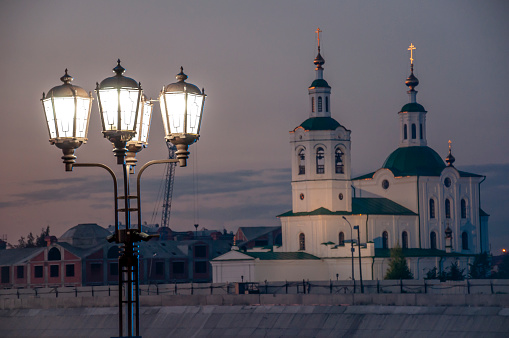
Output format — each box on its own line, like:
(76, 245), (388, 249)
(41, 60), (206, 338)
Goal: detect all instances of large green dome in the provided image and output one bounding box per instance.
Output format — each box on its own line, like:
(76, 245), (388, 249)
(383, 146), (446, 176)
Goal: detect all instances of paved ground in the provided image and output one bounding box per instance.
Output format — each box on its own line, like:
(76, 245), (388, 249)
(1, 305), (509, 337)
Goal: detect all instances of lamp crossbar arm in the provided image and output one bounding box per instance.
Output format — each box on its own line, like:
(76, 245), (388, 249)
(72, 163), (119, 236)
(136, 158), (179, 231)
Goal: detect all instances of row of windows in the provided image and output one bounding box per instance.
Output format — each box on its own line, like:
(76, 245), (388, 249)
(403, 123), (423, 140)
(311, 96), (329, 113)
(298, 148), (344, 175)
(298, 230), (470, 252)
(429, 198), (468, 219)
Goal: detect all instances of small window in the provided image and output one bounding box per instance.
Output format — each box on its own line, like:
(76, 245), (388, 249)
(316, 147), (325, 174)
(318, 96), (322, 112)
(299, 233), (306, 250)
(338, 232), (345, 246)
(462, 232), (469, 250)
(110, 262), (118, 276)
(429, 199), (435, 219)
(34, 266), (43, 278)
(16, 266), (24, 279)
(311, 97), (315, 113)
(382, 231), (389, 249)
(91, 263), (101, 275)
(335, 148), (344, 174)
(402, 231), (408, 249)
(445, 199), (451, 219)
(430, 231), (437, 250)
(173, 262), (185, 275)
(404, 125), (408, 140)
(50, 265), (59, 278)
(420, 124), (423, 139)
(461, 199), (467, 219)
(155, 262), (164, 276)
(195, 245), (207, 258)
(382, 180), (389, 190)
(1, 267), (9, 283)
(444, 177), (452, 188)
(298, 149), (305, 175)
(66, 264), (75, 277)
(411, 124), (416, 139)
(48, 247), (61, 261)
(325, 96), (329, 112)
(195, 261), (207, 274)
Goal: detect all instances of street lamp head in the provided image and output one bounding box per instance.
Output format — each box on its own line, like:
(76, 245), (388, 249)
(41, 69), (93, 171)
(126, 94), (153, 168)
(96, 60), (143, 164)
(159, 67), (206, 167)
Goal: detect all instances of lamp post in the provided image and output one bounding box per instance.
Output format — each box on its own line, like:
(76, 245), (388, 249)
(341, 216), (355, 282)
(353, 225), (364, 293)
(41, 62), (206, 338)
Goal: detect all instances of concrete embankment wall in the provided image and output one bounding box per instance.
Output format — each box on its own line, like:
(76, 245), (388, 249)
(1, 304), (509, 337)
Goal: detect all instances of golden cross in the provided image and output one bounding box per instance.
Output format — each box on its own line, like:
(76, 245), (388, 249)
(448, 140), (452, 151)
(408, 43), (416, 64)
(316, 28), (322, 49)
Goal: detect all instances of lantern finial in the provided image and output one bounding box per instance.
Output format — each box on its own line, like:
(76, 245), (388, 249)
(113, 59), (125, 76)
(176, 67), (188, 82)
(60, 69), (73, 84)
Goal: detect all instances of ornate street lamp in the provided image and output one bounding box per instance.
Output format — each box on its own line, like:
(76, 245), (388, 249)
(41, 69), (93, 171)
(126, 94), (153, 168)
(160, 67), (206, 166)
(96, 59), (143, 164)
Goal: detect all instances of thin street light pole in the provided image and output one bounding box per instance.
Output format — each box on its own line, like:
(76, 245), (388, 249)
(354, 225), (364, 293)
(342, 216), (355, 282)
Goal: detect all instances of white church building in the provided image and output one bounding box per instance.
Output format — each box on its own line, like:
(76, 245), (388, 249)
(211, 40), (489, 282)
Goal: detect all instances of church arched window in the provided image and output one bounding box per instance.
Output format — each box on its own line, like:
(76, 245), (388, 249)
(411, 124), (416, 139)
(299, 233), (306, 250)
(430, 231), (437, 249)
(48, 247), (61, 261)
(298, 149), (305, 175)
(420, 124), (423, 139)
(462, 232), (469, 250)
(316, 147), (325, 174)
(382, 231), (389, 249)
(461, 199), (467, 219)
(318, 96), (322, 112)
(404, 124), (408, 140)
(335, 148), (344, 174)
(311, 97), (315, 113)
(325, 97), (329, 112)
(402, 231), (409, 249)
(338, 232), (345, 246)
(445, 199), (451, 219)
(429, 199), (435, 219)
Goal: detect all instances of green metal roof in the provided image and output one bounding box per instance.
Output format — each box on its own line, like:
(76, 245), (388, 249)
(278, 198), (416, 217)
(400, 103), (426, 112)
(480, 208), (489, 217)
(383, 146), (446, 176)
(353, 168), (484, 180)
(294, 117), (343, 131)
(309, 79), (330, 88)
(457, 170), (484, 178)
(242, 251), (320, 260)
(375, 248), (474, 258)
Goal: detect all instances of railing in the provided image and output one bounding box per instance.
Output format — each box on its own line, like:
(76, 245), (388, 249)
(1, 279), (508, 299)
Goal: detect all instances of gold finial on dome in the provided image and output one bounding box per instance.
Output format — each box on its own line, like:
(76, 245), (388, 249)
(445, 140), (456, 167)
(313, 28), (325, 70)
(408, 43), (416, 65)
(405, 43), (419, 92)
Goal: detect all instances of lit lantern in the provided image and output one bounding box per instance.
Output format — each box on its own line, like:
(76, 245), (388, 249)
(41, 69), (93, 171)
(96, 60), (142, 163)
(159, 67), (206, 166)
(126, 94), (153, 168)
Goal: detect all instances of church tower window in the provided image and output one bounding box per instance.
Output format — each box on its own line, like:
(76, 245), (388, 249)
(462, 232), (469, 250)
(338, 232), (345, 246)
(461, 199), (467, 219)
(402, 231), (409, 249)
(429, 199), (435, 219)
(318, 96), (323, 112)
(430, 231), (437, 249)
(445, 199), (451, 219)
(335, 148), (344, 174)
(411, 124), (416, 139)
(420, 124), (423, 139)
(311, 97), (315, 113)
(298, 149), (305, 175)
(299, 233), (306, 250)
(316, 147), (325, 174)
(382, 231), (389, 249)
(325, 97), (329, 112)
(404, 125), (408, 139)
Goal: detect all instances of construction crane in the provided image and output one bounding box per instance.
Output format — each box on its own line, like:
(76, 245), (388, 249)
(161, 142), (177, 227)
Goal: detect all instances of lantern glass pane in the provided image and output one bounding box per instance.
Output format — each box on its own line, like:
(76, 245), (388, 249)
(119, 89), (140, 131)
(132, 101), (152, 143)
(43, 99), (57, 138)
(75, 97), (91, 138)
(163, 92), (186, 134)
(98, 89), (119, 131)
(53, 97), (76, 137)
(186, 93), (203, 135)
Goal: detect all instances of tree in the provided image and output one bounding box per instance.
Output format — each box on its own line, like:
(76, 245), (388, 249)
(15, 227), (51, 248)
(446, 262), (465, 281)
(384, 244), (413, 279)
(468, 252), (491, 279)
(494, 254), (509, 279)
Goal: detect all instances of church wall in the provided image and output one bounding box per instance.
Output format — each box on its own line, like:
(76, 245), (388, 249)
(368, 215), (418, 249)
(211, 261), (255, 283)
(254, 260), (329, 283)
